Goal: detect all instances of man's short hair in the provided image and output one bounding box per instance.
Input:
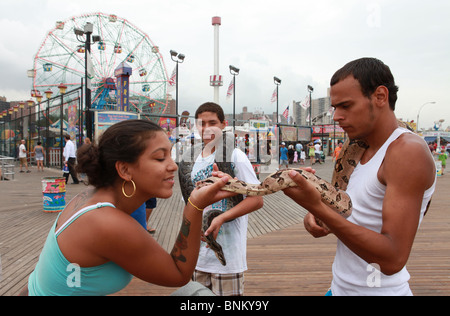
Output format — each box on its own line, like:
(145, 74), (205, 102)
(195, 102), (225, 123)
(330, 57), (399, 111)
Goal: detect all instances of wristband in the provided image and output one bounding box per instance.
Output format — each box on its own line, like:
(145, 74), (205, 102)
(188, 197), (203, 212)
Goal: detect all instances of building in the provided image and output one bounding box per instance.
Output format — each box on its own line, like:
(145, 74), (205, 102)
(292, 88), (334, 126)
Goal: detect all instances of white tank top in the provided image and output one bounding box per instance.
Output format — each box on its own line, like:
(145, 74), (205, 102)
(331, 128), (436, 295)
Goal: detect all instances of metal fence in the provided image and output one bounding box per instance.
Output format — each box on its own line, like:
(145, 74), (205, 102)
(0, 86), (83, 169)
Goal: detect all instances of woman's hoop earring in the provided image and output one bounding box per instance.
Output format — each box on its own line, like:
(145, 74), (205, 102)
(122, 179), (136, 198)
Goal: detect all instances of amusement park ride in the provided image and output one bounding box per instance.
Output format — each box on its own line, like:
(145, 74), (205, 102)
(29, 13), (170, 123)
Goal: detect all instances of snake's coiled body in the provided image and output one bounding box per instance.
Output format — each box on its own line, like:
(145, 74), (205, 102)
(194, 120), (415, 266)
(196, 168), (352, 218)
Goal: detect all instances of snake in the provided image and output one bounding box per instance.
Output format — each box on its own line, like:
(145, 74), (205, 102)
(193, 138), (366, 266)
(194, 121), (416, 266)
(195, 139), (366, 266)
(196, 168), (353, 217)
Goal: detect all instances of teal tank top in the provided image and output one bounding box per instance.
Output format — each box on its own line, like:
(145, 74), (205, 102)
(28, 203), (132, 296)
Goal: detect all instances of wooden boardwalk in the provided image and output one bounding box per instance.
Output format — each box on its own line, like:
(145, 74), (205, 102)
(115, 172), (450, 296)
(1, 164), (449, 296)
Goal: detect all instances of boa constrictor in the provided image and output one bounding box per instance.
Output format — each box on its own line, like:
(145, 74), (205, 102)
(195, 136), (369, 266)
(195, 121), (415, 266)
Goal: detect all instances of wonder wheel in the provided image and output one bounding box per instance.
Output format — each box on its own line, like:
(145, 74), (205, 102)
(30, 12), (169, 117)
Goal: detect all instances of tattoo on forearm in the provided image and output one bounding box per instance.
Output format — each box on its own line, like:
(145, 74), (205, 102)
(171, 216), (191, 263)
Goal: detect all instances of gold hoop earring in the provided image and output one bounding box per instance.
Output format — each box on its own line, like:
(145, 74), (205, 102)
(122, 179), (136, 198)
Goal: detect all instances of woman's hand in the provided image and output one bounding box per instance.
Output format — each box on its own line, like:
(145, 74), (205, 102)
(189, 164), (236, 210)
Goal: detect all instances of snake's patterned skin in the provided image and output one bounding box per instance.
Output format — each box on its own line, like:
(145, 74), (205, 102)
(193, 121), (415, 265)
(197, 168), (352, 218)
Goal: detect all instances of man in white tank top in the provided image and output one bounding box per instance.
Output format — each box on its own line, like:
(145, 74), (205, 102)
(284, 58), (436, 295)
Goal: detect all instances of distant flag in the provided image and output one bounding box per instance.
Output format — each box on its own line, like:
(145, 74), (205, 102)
(300, 95), (310, 110)
(270, 87), (277, 103)
(86, 50), (95, 90)
(226, 79), (234, 99)
(282, 105), (289, 119)
(167, 66), (177, 91)
(306, 113), (310, 122)
(327, 106), (334, 116)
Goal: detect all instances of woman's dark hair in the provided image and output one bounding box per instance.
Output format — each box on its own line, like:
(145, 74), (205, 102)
(195, 102), (225, 122)
(330, 57), (399, 111)
(76, 119), (163, 188)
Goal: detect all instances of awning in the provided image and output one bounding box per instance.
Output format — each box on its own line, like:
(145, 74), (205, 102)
(424, 136), (437, 143)
(424, 136), (450, 143)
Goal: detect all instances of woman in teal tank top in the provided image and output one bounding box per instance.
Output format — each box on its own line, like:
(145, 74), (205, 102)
(24, 120), (236, 296)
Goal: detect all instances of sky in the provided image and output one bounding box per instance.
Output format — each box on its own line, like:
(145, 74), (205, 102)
(1, 0), (449, 131)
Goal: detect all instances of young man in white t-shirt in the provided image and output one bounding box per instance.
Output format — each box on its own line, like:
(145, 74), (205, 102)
(186, 102), (263, 296)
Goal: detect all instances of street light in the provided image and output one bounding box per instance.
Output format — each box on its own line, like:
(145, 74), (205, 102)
(74, 22), (101, 141)
(58, 84), (67, 168)
(35, 92), (43, 142)
(274, 76), (281, 124)
(229, 65), (240, 131)
(170, 50), (185, 128)
(416, 101), (436, 132)
(44, 89), (53, 168)
(307, 85), (314, 126)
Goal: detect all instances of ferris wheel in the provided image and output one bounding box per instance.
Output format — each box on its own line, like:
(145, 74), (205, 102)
(31, 12), (169, 116)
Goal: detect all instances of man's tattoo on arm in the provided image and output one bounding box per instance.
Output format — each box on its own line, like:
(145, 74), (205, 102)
(171, 216), (191, 263)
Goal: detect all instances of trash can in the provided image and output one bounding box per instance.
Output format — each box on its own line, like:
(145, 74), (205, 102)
(435, 160), (442, 177)
(42, 177), (66, 212)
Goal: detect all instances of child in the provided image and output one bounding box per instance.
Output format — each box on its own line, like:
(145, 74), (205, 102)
(438, 147), (447, 175)
(62, 163), (69, 183)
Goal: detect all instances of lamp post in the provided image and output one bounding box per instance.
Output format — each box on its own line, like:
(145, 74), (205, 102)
(58, 84), (67, 168)
(44, 89), (53, 168)
(274, 77), (282, 165)
(74, 22), (101, 141)
(170, 50), (185, 128)
(229, 65), (240, 131)
(19, 102), (25, 140)
(307, 85), (314, 127)
(274, 77), (281, 124)
(416, 101), (436, 132)
(35, 92), (43, 142)
(27, 100), (34, 150)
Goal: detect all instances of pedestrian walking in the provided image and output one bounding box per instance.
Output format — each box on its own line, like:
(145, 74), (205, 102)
(63, 135), (79, 184)
(33, 142), (45, 172)
(19, 140), (30, 173)
(308, 142), (315, 166)
(279, 142), (289, 169)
